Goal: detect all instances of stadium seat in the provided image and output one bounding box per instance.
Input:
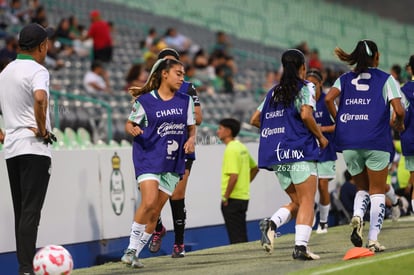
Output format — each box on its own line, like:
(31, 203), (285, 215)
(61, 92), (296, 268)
(64, 127), (80, 149)
(77, 127), (93, 149)
(52, 128), (66, 149)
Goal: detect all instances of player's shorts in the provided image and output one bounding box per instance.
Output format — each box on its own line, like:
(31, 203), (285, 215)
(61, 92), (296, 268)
(405, 156), (414, 172)
(343, 149), (390, 176)
(317, 160), (336, 179)
(185, 158), (194, 171)
(271, 161), (317, 190)
(137, 172), (180, 196)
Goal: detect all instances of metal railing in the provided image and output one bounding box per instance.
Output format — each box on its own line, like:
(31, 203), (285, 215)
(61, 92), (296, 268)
(50, 90), (113, 142)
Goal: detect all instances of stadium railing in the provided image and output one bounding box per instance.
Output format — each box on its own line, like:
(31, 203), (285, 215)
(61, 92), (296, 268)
(50, 90), (113, 142)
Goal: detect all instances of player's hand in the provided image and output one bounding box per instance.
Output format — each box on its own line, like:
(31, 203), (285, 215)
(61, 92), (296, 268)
(183, 137), (195, 154)
(318, 136), (329, 149)
(129, 125), (143, 137)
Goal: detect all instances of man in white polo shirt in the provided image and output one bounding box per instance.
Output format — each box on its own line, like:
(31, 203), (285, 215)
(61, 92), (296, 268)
(0, 23), (55, 275)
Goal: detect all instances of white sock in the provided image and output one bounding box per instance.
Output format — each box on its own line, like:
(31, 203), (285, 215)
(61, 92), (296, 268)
(270, 207), (291, 228)
(385, 185), (398, 205)
(135, 232), (152, 257)
(353, 190), (370, 218)
(319, 204), (330, 223)
(128, 222), (146, 250)
(368, 194), (385, 241)
(295, 224), (312, 246)
(412, 200), (414, 213)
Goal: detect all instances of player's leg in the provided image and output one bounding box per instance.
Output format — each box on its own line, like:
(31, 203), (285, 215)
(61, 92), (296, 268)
(365, 150), (389, 252)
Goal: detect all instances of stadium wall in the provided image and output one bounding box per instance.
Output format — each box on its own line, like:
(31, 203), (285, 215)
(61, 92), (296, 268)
(0, 144), (345, 271)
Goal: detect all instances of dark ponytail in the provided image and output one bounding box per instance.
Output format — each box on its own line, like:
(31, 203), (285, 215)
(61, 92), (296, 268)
(334, 40), (378, 74)
(271, 49), (305, 107)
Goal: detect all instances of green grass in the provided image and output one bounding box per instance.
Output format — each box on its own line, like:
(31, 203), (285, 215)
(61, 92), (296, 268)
(290, 248), (414, 275)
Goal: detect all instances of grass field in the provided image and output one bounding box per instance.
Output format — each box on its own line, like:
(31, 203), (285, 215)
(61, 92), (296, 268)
(72, 216), (414, 275)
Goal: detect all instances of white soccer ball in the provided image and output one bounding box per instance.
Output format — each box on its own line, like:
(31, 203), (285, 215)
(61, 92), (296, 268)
(33, 245), (73, 275)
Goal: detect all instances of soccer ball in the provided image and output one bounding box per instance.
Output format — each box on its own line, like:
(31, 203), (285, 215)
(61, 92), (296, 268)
(33, 245), (73, 275)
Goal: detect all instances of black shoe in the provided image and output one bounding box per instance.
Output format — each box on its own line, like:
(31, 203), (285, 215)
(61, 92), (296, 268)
(292, 245), (320, 260)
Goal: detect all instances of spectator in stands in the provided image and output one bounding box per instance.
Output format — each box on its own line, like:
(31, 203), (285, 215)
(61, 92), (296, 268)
(145, 27), (158, 49)
(164, 27), (191, 52)
(213, 51), (234, 94)
(30, 5), (47, 27)
(7, 0), (28, 25)
(0, 35), (17, 65)
(83, 60), (111, 94)
(54, 18), (75, 55)
(325, 39), (405, 252)
(85, 10), (113, 62)
(400, 55), (414, 214)
(250, 49), (328, 260)
(121, 58), (195, 268)
(306, 69), (336, 234)
(308, 48), (323, 71)
(45, 36), (64, 70)
(217, 118), (259, 244)
(68, 15), (91, 57)
(211, 30), (231, 56)
(124, 63), (148, 91)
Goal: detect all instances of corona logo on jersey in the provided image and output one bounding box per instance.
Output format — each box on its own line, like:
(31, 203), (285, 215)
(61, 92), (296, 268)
(339, 113), (369, 123)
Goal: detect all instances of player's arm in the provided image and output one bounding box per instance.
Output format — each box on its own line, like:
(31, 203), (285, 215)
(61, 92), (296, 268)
(187, 84), (202, 125)
(250, 99), (265, 129)
(126, 101), (145, 136)
(325, 78), (341, 120)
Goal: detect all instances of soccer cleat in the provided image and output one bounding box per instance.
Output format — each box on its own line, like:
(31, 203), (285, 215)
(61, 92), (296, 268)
(171, 244), (185, 258)
(121, 248), (136, 265)
(148, 226), (166, 253)
(350, 216), (363, 247)
(367, 240), (385, 252)
(259, 218), (275, 254)
(391, 199), (401, 222)
(131, 256), (144, 268)
(292, 245), (320, 260)
(316, 222), (328, 234)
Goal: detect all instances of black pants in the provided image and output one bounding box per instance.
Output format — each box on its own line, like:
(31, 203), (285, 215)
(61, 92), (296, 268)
(6, 154), (51, 274)
(221, 198), (249, 244)
(93, 46), (113, 62)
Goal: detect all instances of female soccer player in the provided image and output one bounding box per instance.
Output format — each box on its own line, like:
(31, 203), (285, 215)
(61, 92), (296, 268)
(251, 49), (328, 260)
(121, 58), (196, 268)
(325, 40), (405, 252)
(400, 55), (414, 213)
(306, 69), (337, 234)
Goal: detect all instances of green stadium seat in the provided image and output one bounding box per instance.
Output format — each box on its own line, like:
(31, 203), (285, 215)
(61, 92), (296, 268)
(64, 127), (80, 149)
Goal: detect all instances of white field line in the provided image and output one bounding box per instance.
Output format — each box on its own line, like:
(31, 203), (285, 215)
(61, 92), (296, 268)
(311, 250), (414, 275)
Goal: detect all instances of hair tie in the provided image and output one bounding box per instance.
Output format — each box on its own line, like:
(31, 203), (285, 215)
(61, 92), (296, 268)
(363, 41), (372, 56)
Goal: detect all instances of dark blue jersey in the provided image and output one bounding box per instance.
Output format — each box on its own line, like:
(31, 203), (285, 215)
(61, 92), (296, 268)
(401, 81), (414, 156)
(258, 83), (320, 170)
(132, 92), (192, 177)
(334, 68), (394, 154)
(314, 92), (337, 162)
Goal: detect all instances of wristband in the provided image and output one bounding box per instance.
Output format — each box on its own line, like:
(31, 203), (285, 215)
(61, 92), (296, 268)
(222, 197), (228, 202)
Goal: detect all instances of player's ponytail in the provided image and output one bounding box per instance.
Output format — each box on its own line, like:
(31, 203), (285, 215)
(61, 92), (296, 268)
(334, 40), (378, 74)
(271, 49), (305, 107)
